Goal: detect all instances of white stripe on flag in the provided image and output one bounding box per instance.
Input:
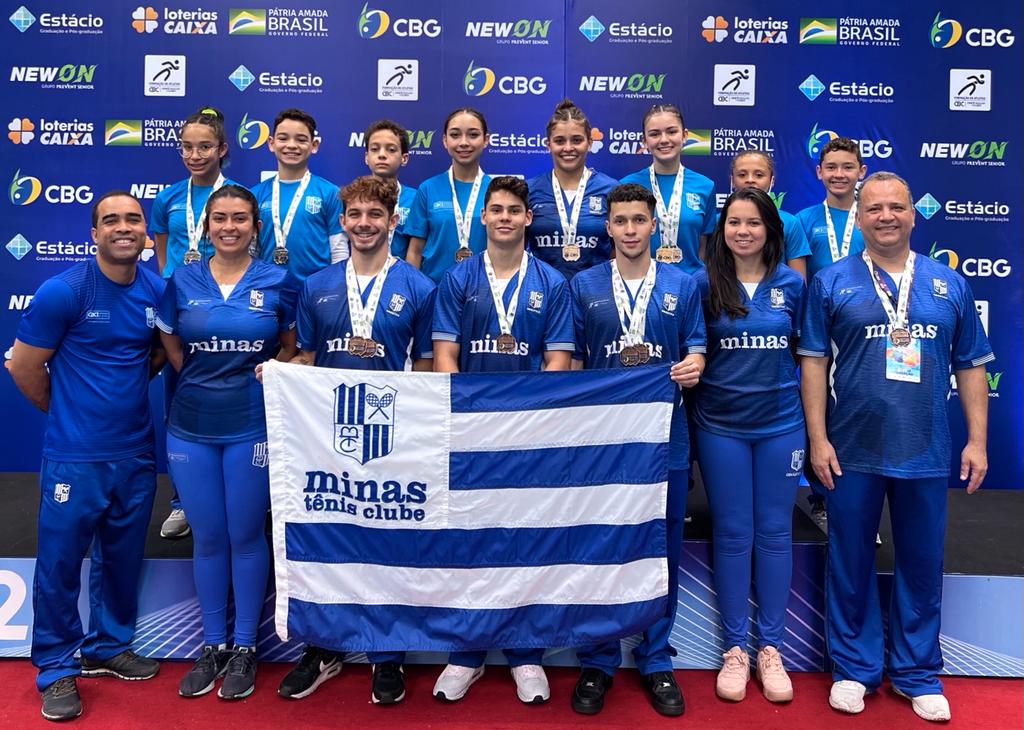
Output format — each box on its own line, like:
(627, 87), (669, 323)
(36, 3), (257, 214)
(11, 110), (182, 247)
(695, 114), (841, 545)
(449, 482), (665, 528)
(286, 558), (668, 609)
(450, 402), (671, 452)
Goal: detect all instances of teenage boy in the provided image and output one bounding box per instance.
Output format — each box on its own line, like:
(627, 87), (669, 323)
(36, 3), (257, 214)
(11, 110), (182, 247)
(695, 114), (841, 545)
(362, 119), (418, 259)
(252, 108), (345, 281)
(568, 183), (705, 718)
(430, 176), (574, 704)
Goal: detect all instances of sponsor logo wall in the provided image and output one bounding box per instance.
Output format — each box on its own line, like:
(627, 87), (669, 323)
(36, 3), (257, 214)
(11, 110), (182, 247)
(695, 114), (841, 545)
(1, 0), (1021, 489)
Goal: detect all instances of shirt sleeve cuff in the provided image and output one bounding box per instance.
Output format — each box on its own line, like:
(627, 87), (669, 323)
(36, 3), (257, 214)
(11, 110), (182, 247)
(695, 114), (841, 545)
(545, 342), (576, 352)
(796, 347), (826, 358)
(956, 352), (995, 369)
(155, 317), (174, 335)
(431, 332), (458, 342)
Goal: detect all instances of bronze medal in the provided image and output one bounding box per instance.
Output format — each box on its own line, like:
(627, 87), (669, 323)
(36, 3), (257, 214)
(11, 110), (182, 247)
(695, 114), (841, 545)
(182, 249), (201, 264)
(272, 247), (289, 265)
(619, 345), (641, 367)
(562, 244), (581, 262)
(495, 333), (517, 354)
(889, 327), (911, 347)
(347, 336), (366, 356)
(635, 343), (651, 365)
(455, 248), (473, 262)
(655, 246), (676, 264)
(360, 337), (378, 358)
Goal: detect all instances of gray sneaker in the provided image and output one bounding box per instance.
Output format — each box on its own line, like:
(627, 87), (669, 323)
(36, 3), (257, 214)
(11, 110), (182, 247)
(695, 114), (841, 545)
(160, 508), (191, 539)
(41, 676), (82, 721)
(80, 649), (159, 680)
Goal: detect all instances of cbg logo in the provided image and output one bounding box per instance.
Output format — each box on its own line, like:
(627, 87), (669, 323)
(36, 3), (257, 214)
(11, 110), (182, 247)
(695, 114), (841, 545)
(806, 123), (891, 158)
(928, 242), (1011, 277)
(237, 113), (269, 149)
(9, 169), (41, 205)
(9, 169), (92, 205)
(357, 3), (439, 38)
(930, 12), (1015, 48)
(463, 61), (545, 96)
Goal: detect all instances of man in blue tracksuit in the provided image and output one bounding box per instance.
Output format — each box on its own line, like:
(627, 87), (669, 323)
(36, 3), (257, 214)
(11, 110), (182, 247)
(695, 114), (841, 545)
(9, 191), (165, 721)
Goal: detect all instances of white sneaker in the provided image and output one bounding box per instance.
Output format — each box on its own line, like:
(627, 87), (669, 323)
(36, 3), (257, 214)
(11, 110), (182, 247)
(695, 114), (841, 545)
(511, 664), (550, 704)
(894, 688), (951, 722)
(160, 508), (190, 539)
(829, 679), (867, 714)
(432, 664), (484, 702)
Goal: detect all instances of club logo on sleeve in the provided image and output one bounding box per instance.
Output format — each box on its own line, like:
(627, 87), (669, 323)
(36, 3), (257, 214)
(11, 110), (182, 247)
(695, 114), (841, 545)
(528, 290), (543, 312)
(334, 383), (396, 465)
(54, 482), (71, 503)
(250, 289), (264, 308)
(304, 196), (322, 214)
(662, 293), (678, 313)
(387, 292), (406, 315)
(770, 288), (785, 308)
(252, 441), (269, 468)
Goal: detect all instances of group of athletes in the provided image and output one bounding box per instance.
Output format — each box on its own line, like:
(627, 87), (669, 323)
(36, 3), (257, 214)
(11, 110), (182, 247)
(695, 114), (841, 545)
(8, 99), (992, 723)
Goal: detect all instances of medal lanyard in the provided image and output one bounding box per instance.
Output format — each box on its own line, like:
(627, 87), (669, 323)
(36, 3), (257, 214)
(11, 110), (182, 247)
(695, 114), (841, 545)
(185, 174), (226, 253)
(345, 256), (394, 340)
(448, 167), (483, 252)
(551, 168), (592, 246)
(483, 251), (529, 337)
(649, 164), (683, 249)
(610, 259), (657, 346)
(272, 171), (312, 254)
(862, 250), (915, 332)
(386, 180), (402, 248)
(823, 200), (858, 262)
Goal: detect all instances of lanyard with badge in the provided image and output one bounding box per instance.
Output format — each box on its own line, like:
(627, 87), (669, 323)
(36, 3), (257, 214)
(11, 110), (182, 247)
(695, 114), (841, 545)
(610, 259), (657, 366)
(862, 250), (919, 383)
(344, 256), (394, 358)
(649, 165), (684, 264)
(449, 167), (483, 263)
(271, 171), (312, 266)
(483, 251), (529, 354)
(552, 168), (592, 263)
(823, 201), (858, 263)
(183, 174), (226, 264)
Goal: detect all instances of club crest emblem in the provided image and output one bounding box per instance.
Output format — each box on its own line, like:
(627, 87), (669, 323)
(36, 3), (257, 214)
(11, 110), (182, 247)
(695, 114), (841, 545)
(250, 290), (264, 308)
(770, 288), (785, 308)
(305, 196), (322, 215)
(662, 293), (678, 313)
(334, 383), (397, 464)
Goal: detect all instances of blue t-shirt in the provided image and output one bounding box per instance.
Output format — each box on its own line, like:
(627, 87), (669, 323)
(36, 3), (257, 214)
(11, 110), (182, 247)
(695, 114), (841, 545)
(798, 254), (994, 478)
(433, 253), (574, 372)
(525, 170), (618, 280)
(795, 203), (865, 279)
(404, 170), (492, 284)
(570, 261), (706, 468)
(297, 259), (436, 371)
(157, 258), (298, 444)
(713, 208), (812, 265)
(619, 166), (717, 273)
(16, 259), (164, 461)
(693, 265), (805, 438)
(390, 182), (418, 260)
(252, 172), (344, 282)
(151, 176), (240, 278)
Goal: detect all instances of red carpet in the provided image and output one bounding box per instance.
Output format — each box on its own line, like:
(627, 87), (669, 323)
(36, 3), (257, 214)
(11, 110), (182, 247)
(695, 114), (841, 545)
(0, 661), (1019, 729)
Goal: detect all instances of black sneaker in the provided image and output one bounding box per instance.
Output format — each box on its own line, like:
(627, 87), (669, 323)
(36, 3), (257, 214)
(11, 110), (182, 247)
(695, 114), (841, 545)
(179, 645), (230, 697)
(218, 646), (257, 700)
(278, 645), (341, 699)
(643, 670), (685, 717)
(40, 676), (82, 722)
(371, 663), (405, 705)
(571, 668), (613, 715)
(80, 649), (159, 680)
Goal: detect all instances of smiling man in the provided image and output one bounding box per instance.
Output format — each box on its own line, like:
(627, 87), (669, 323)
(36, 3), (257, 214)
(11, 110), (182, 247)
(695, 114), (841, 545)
(798, 172), (993, 723)
(8, 191), (166, 721)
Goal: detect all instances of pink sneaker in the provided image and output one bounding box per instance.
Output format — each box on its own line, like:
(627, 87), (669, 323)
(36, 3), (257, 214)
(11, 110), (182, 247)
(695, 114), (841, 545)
(756, 646), (793, 703)
(716, 646), (749, 701)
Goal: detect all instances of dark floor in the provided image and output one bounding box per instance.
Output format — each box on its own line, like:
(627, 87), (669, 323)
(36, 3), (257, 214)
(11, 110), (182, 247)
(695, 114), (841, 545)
(1, 471), (1021, 575)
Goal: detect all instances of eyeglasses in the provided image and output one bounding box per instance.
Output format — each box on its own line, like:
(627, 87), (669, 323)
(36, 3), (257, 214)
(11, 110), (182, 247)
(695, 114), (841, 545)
(177, 143), (220, 159)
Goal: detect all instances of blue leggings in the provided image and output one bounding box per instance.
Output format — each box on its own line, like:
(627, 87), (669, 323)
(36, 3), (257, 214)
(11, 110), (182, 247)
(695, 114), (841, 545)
(696, 427), (803, 649)
(167, 434), (270, 647)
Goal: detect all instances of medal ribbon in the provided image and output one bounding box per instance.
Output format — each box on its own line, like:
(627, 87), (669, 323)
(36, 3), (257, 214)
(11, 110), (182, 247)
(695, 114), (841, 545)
(610, 259), (657, 346)
(862, 250), (915, 334)
(823, 201), (858, 262)
(649, 165), (684, 251)
(483, 251), (530, 338)
(551, 168), (592, 249)
(386, 180), (402, 249)
(448, 167), (483, 253)
(272, 171), (312, 255)
(185, 174), (226, 254)
(345, 256), (395, 340)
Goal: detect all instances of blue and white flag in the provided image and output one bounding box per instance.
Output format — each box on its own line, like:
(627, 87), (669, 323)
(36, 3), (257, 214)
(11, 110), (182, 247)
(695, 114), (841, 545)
(263, 361), (675, 653)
